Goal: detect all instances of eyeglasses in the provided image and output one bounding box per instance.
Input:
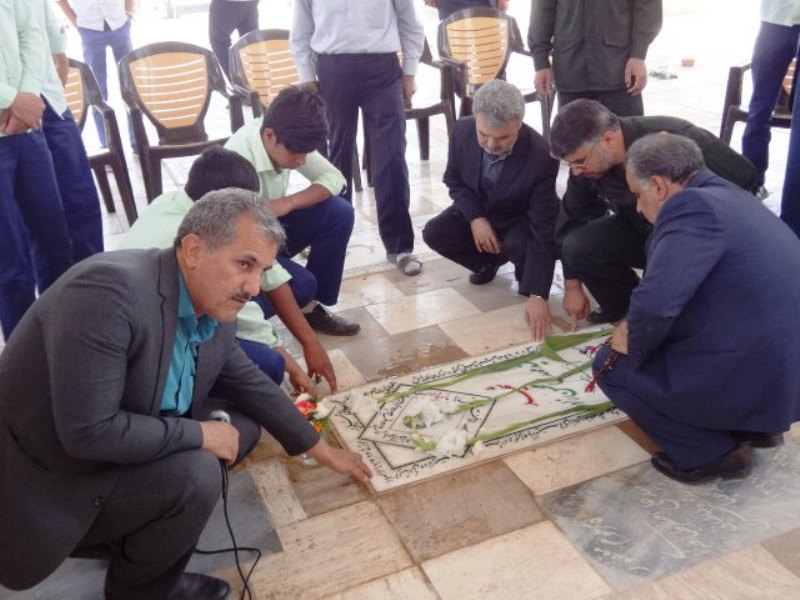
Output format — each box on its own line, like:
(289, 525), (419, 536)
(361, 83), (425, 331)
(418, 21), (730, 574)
(561, 141), (599, 170)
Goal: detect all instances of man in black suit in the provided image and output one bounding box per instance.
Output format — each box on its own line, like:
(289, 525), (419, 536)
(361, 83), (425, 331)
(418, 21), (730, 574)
(422, 80), (560, 340)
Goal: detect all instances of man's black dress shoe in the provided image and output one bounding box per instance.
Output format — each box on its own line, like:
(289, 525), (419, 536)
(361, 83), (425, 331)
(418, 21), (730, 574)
(305, 304), (360, 336)
(650, 444), (752, 484)
(731, 431), (785, 448)
(169, 573), (230, 600)
(469, 263), (500, 285)
(586, 307), (627, 324)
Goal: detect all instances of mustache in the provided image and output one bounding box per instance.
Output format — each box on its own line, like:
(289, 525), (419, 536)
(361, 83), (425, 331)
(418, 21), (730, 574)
(232, 294), (251, 303)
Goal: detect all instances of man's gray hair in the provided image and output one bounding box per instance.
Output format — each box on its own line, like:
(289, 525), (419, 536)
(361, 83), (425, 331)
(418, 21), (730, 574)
(174, 187), (286, 250)
(626, 133), (706, 188)
(473, 80), (525, 128)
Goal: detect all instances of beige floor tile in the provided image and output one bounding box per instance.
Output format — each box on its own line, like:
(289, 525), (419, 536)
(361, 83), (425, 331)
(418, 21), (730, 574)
(324, 349), (366, 394)
(325, 568), (437, 600)
(383, 257), (472, 296)
(338, 325), (468, 382)
(366, 288), (481, 335)
(332, 274), (407, 313)
(438, 304), (535, 356)
(250, 502), (412, 599)
(762, 528), (800, 578)
(503, 426), (650, 496)
(616, 545), (800, 600)
(248, 458), (306, 528)
(378, 461), (542, 562)
(422, 521), (611, 600)
(285, 454), (370, 518)
(316, 307), (389, 354)
(449, 273), (525, 313)
(789, 422), (800, 442)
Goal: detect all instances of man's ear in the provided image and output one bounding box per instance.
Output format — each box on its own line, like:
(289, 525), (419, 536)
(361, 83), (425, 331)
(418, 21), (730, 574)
(179, 233), (204, 268)
(650, 175), (670, 201)
(261, 127), (275, 145)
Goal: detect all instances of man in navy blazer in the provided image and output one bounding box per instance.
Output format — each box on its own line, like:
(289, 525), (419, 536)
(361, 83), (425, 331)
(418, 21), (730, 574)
(422, 80), (560, 340)
(0, 190), (371, 598)
(595, 133), (800, 483)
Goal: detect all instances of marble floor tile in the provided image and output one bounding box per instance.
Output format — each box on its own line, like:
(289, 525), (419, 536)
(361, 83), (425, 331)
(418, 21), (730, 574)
(251, 502), (412, 599)
(761, 528), (800, 578)
(323, 349), (366, 394)
(383, 257), (472, 296)
(789, 421), (800, 442)
(325, 568), (437, 600)
(332, 274), (407, 313)
(247, 458), (307, 528)
(339, 324), (468, 383)
(540, 443), (800, 590)
(285, 454), (370, 518)
(438, 304), (537, 356)
(377, 461), (543, 562)
(365, 288), (481, 336)
(503, 425), (650, 496)
(449, 273), (525, 314)
(421, 522), (611, 600)
(315, 307), (389, 354)
(616, 545), (800, 600)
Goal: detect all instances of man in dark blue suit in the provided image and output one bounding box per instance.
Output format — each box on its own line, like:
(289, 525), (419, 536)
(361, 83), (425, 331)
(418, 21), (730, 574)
(595, 133), (800, 483)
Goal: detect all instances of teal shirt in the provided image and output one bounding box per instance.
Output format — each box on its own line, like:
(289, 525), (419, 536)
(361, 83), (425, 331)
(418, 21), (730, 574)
(160, 272), (217, 416)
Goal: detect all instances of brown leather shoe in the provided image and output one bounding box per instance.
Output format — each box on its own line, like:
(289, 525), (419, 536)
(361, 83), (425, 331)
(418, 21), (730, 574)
(731, 431), (785, 448)
(169, 573), (230, 600)
(650, 444), (752, 484)
(305, 304), (360, 336)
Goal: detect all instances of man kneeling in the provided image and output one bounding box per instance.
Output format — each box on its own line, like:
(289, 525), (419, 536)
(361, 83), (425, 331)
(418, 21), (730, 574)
(595, 133), (800, 483)
(0, 190), (371, 598)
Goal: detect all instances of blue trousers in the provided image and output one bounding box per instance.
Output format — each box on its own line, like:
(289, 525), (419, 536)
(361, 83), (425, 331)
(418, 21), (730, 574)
(594, 345), (737, 470)
(277, 195), (353, 306)
(78, 20), (135, 148)
(781, 76), (800, 236)
(317, 54), (414, 254)
(208, 0), (259, 78)
(0, 131), (72, 338)
(742, 21), (800, 186)
(238, 338), (285, 385)
(251, 257), (318, 319)
(42, 104), (104, 262)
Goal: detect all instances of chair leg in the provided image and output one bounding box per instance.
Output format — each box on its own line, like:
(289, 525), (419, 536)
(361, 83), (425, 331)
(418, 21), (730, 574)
(459, 96), (473, 118)
(443, 101), (455, 138)
(540, 95), (552, 140)
(111, 157), (138, 225)
(416, 117), (430, 161)
(721, 108), (739, 145)
(147, 157), (164, 202)
(92, 163), (116, 214)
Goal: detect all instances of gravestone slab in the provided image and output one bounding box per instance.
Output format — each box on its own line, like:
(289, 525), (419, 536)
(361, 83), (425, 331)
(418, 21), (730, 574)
(540, 441), (800, 590)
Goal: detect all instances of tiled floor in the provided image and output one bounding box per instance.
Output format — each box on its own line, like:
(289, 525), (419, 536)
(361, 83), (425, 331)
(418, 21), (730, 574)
(3, 1), (800, 598)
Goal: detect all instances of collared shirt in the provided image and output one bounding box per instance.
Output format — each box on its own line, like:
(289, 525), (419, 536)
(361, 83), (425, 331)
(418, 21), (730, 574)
(118, 189), (289, 348)
(479, 148), (511, 198)
(67, 0), (129, 31)
(33, 0), (68, 116)
(160, 271), (217, 416)
(761, 0), (800, 26)
(290, 0), (424, 82)
(0, 0), (45, 130)
(224, 118), (346, 199)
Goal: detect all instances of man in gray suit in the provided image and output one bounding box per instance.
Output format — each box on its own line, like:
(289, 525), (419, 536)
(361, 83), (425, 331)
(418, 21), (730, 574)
(0, 190), (371, 599)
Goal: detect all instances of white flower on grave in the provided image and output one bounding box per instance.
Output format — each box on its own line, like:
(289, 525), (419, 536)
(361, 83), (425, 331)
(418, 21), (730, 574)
(313, 399), (334, 419)
(296, 393), (314, 404)
(350, 394), (379, 413)
(407, 397), (444, 428)
(472, 441), (486, 456)
(432, 430), (469, 458)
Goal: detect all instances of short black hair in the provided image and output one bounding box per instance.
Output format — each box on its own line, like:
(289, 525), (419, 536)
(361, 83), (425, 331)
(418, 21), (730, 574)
(260, 86), (328, 154)
(184, 146), (260, 201)
(549, 99), (621, 159)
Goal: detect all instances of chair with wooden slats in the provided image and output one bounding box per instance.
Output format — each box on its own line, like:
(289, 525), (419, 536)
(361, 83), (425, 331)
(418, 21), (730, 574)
(118, 42), (245, 201)
(720, 58), (797, 144)
(64, 58), (138, 225)
(438, 7), (551, 138)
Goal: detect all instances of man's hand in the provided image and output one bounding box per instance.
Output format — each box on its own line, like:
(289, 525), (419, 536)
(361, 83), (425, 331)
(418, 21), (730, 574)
(470, 217), (501, 254)
(1, 112), (32, 135)
(299, 80), (320, 94)
(534, 68), (556, 97)
(267, 197), (293, 218)
(9, 92), (45, 130)
(306, 439), (373, 483)
(497, 0), (510, 11)
(402, 75), (416, 107)
(54, 53), (70, 86)
(199, 420), (240, 465)
(524, 295), (552, 342)
(303, 338), (337, 393)
(563, 279), (590, 329)
(625, 58), (647, 96)
(610, 320), (629, 355)
(280, 350), (317, 395)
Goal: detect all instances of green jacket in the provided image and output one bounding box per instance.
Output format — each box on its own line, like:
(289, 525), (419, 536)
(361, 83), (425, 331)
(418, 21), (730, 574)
(529, 0), (662, 93)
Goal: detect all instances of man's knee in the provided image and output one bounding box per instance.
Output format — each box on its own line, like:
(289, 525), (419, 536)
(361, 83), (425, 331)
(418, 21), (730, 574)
(422, 214), (448, 252)
(327, 195), (355, 233)
(560, 226), (595, 270)
(172, 451), (222, 512)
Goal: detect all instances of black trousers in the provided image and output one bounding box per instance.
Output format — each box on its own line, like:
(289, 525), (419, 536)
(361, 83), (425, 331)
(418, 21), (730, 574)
(422, 205), (528, 282)
(560, 214), (648, 314)
(317, 53), (414, 254)
(558, 89), (644, 117)
(209, 0), (259, 78)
